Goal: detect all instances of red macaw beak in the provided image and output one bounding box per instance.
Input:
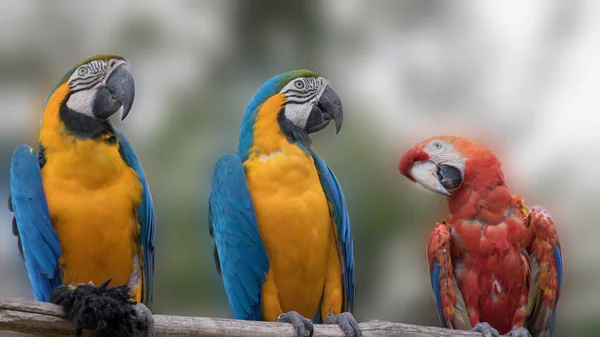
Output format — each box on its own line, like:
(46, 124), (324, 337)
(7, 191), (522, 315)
(409, 160), (452, 197)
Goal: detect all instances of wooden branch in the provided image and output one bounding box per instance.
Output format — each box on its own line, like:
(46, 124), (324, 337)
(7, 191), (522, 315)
(0, 296), (479, 336)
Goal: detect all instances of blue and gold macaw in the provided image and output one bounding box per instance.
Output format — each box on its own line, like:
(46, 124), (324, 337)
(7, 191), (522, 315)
(9, 54), (155, 336)
(209, 70), (360, 337)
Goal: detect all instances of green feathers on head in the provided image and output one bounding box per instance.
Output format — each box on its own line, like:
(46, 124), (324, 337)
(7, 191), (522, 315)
(53, 54), (125, 88)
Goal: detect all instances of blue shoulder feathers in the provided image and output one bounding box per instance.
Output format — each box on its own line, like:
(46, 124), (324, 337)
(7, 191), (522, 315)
(311, 152), (356, 313)
(115, 130), (156, 304)
(10, 145), (61, 302)
(209, 154), (269, 320)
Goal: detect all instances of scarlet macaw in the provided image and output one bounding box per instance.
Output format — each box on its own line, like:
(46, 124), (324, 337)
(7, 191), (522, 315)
(399, 136), (562, 337)
(9, 54), (155, 336)
(209, 70), (360, 337)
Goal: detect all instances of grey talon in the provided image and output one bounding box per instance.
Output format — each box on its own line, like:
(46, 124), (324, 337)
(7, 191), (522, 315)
(506, 327), (532, 337)
(277, 311), (314, 337)
(323, 312), (362, 337)
(134, 303), (155, 337)
(472, 322), (500, 337)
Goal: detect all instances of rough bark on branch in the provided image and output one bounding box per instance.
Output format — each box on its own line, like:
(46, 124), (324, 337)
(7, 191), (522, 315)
(0, 296), (479, 336)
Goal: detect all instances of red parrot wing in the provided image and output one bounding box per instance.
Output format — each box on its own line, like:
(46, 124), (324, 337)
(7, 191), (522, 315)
(526, 207), (563, 337)
(427, 222), (470, 330)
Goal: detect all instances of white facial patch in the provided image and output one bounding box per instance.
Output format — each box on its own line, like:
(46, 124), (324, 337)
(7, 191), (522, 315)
(64, 59), (111, 117)
(284, 103), (310, 128)
(66, 90), (96, 117)
(279, 76), (327, 128)
(424, 139), (467, 172)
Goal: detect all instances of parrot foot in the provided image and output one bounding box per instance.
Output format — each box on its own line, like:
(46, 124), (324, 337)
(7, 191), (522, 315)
(50, 279), (143, 337)
(323, 312), (362, 337)
(472, 322), (500, 337)
(277, 311), (314, 337)
(134, 303), (155, 337)
(505, 327), (532, 337)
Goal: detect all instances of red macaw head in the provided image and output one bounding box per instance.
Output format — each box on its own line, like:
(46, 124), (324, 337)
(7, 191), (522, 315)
(399, 136), (504, 197)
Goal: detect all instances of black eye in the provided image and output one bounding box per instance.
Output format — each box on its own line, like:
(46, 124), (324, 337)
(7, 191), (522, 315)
(294, 80), (304, 89)
(78, 67), (88, 76)
(434, 142), (442, 149)
(109, 59), (117, 68)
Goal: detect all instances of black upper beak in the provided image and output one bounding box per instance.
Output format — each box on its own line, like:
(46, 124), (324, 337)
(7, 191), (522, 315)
(304, 85), (344, 134)
(410, 162), (463, 197)
(92, 63), (135, 121)
(437, 165), (463, 191)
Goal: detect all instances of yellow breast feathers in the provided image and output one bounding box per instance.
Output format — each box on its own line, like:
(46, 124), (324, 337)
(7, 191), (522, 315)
(243, 93), (342, 319)
(39, 82), (143, 292)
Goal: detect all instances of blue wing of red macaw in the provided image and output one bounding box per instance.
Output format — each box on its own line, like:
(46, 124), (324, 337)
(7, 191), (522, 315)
(115, 130), (156, 304)
(427, 222), (470, 330)
(312, 152), (355, 313)
(430, 260), (445, 327)
(209, 154), (270, 320)
(9, 145), (62, 302)
(526, 207), (563, 337)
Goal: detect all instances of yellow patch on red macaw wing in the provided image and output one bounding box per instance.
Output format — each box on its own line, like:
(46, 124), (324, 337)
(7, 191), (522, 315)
(512, 194), (529, 217)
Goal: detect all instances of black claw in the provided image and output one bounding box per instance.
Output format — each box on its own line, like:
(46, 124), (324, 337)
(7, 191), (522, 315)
(10, 200), (25, 260)
(11, 217), (18, 236)
(323, 312), (362, 337)
(50, 280), (146, 337)
(277, 311), (314, 337)
(472, 322), (500, 337)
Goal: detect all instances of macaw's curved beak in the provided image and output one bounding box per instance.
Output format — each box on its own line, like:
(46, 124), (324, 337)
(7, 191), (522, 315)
(305, 85), (344, 134)
(410, 161), (463, 197)
(92, 64), (136, 121)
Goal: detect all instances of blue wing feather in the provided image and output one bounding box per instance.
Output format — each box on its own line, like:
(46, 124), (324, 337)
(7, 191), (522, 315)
(554, 246), (563, 291)
(549, 246), (563, 336)
(209, 154), (269, 320)
(115, 130), (155, 304)
(430, 261), (446, 328)
(311, 153), (355, 313)
(526, 208), (563, 337)
(10, 145), (62, 302)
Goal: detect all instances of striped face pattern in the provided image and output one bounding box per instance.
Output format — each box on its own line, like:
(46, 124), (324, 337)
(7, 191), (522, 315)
(65, 58), (126, 117)
(67, 60), (108, 92)
(279, 76), (327, 129)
